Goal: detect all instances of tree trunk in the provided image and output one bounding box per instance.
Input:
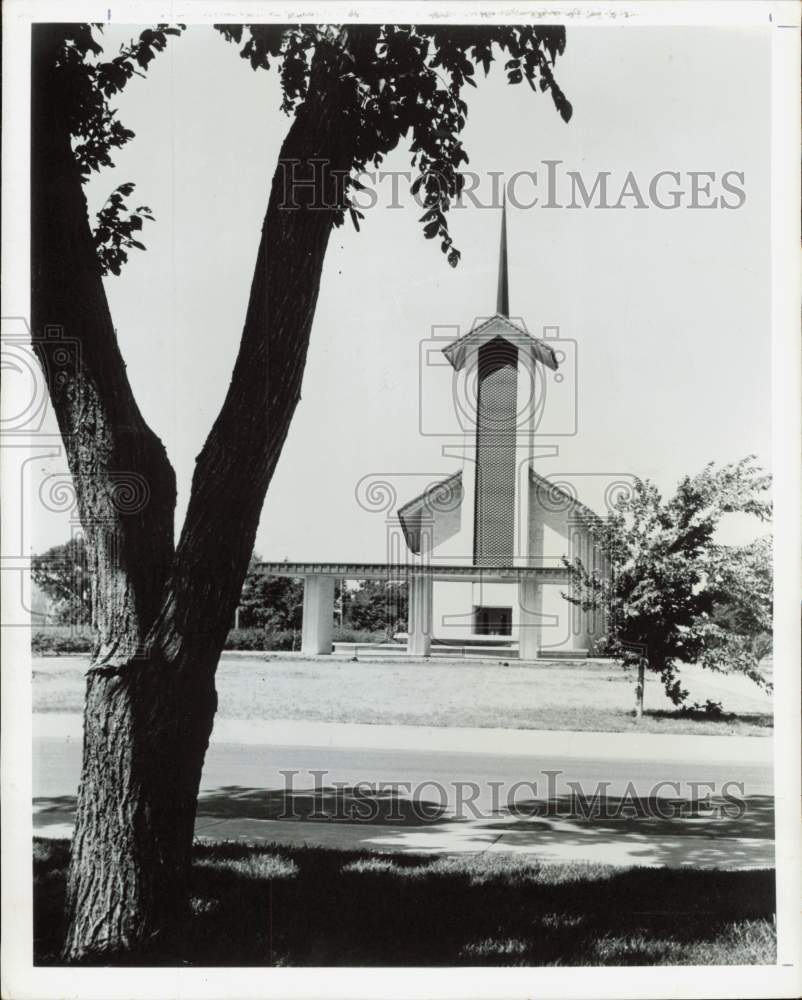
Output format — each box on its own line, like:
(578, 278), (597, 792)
(61, 658), (218, 959)
(635, 656), (646, 720)
(32, 25), (364, 960)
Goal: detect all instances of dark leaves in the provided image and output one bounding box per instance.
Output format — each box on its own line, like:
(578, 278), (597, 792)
(215, 23), (573, 266)
(57, 22), (573, 269)
(55, 23), (185, 181)
(48, 24), (183, 271)
(92, 183), (155, 276)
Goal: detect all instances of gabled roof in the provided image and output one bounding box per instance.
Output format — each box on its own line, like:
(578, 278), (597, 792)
(397, 468), (463, 519)
(441, 201), (559, 374)
(397, 469), (463, 554)
(529, 467), (604, 529)
(442, 314), (559, 373)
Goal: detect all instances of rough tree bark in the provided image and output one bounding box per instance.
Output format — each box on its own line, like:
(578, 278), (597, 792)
(31, 25), (364, 960)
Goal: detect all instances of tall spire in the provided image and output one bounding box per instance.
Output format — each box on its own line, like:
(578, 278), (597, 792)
(496, 193), (509, 317)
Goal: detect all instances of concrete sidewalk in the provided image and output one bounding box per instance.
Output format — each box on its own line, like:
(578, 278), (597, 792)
(34, 790), (775, 870)
(188, 816), (775, 870)
(34, 715), (774, 870)
(34, 712), (772, 763)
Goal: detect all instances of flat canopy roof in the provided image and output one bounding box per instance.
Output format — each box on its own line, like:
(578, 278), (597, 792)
(258, 562), (570, 583)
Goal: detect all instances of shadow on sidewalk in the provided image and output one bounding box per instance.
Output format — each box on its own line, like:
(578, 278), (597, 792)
(34, 788), (775, 870)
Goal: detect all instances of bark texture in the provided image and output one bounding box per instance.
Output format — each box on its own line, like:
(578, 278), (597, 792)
(31, 25), (363, 960)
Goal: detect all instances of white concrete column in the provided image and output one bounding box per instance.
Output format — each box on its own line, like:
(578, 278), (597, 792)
(518, 576), (542, 660)
(301, 575), (335, 655)
(407, 574), (433, 656)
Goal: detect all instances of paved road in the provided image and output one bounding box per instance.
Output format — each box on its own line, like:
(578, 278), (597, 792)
(33, 719), (774, 869)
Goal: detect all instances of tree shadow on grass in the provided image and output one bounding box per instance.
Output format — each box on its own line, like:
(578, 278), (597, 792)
(34, 838), (776, 967)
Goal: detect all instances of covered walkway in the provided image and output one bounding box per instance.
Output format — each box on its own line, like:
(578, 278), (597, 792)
(258, 561), (570, 659)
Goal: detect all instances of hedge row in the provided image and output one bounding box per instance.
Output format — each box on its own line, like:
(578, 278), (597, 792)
(224, 627), (388, 650)
(31, 626), (388, 655)
(32, 629), (94, 654)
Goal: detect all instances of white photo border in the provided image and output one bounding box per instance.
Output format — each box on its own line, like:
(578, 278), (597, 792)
(2, 2), (799, 998)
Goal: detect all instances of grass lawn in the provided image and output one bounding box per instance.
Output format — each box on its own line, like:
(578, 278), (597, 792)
(34, 837), (776, 966)
(33, 654), (773, 736)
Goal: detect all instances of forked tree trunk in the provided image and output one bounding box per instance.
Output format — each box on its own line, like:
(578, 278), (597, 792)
(32, 26), (360, 960)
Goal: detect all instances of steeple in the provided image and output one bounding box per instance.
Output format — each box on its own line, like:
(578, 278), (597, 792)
(496, 194), (509, 318)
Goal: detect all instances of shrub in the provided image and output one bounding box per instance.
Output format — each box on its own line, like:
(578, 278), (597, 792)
(224, 627), (269, 651)
(262, 629), (301, 652)
(33, 625), (389, 655)
(223, 626), (388, 651)
(685, 699), (727, 719)
(587, 636), (615, 658)
(332, 627), (388, 645)
(224, 628), (301, 651)
(31, 628), (93, 654)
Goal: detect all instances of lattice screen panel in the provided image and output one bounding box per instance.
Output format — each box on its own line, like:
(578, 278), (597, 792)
(474, 338), (518, 566)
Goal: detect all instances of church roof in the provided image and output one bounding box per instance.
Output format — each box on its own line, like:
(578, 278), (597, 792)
(397, 468), (462, 518)
(397, 467), (604, 556)
(442, 314), (559, 372)
(528, 468), (604, 529)
(497, 191), (510, 317)
(397, 469), (463, 554)
(442, 198), (559, 373)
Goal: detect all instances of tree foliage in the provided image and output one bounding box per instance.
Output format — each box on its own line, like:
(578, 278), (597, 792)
(237, 555), (304, 631)
(31, 535), (92, 626)
(92, 182), (155, 275)
(60, 23), (571, 275)
(50, 24), (185, 272)
(345, 579), (408, 635)
(55, 23), (185, 177)
(709, 534), (773, 664)
(236, 563), (409, 636)
(564, 457), (772, 704)
(216, 24), (571, 264)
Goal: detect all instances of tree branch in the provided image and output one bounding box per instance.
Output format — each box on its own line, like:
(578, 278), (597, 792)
(31, 25), (176, 664)
(151, 29), (374, 665)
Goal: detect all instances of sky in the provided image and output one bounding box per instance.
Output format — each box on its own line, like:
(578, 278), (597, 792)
(31, 22), (772, 558)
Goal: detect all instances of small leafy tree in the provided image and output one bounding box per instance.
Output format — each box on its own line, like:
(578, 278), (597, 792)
(564, 457), (772, 709)
(31, 535), (92, 626)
